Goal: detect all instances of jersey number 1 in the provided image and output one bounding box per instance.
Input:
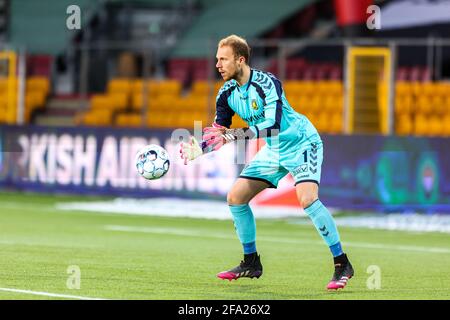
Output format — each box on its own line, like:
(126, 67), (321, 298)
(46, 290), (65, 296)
(302, 150), (308, 163)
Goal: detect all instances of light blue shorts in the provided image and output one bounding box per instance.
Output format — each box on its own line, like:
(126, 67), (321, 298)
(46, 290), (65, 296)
(240, 123), (323, 188)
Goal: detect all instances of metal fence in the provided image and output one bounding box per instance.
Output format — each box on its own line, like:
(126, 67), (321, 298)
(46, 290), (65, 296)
(3, 37), (450, 130)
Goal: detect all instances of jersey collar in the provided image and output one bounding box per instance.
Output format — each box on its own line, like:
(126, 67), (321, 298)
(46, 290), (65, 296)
(237, 69), (253, 99)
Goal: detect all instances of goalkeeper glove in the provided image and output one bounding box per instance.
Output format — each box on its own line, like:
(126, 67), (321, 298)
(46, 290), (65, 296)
(180, 123), (254, 165)
(203, 123), (254, 151)
(179, 136), (204, 165)
(202, 123), (228, 151)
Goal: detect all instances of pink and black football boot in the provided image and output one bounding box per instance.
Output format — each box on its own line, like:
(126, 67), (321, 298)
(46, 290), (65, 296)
(217, 253), (263, 281)
(327, 253), (354, 290)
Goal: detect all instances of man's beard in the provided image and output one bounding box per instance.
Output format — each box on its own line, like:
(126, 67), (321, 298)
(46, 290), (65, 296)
(230, 64), (243, 81)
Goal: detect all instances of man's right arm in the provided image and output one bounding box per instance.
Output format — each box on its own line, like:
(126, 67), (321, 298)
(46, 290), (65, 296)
(214, 88), (235, 128)
(180, 86), (236, 164)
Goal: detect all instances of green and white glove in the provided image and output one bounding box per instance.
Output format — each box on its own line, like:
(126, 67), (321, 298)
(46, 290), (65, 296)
(179, 136), (204, 165)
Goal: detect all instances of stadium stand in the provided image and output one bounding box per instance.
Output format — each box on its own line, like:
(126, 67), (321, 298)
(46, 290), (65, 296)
(171, 0), (318, 58)
(72, 69), (450, 137)
(0, 76), (50, 123)
(2, 0), (449, 138)
(395, 81), (450, 137)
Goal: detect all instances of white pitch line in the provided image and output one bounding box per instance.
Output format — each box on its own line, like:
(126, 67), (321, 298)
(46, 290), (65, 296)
(0, 288), (107, 300)
(104, 225), (450, 254)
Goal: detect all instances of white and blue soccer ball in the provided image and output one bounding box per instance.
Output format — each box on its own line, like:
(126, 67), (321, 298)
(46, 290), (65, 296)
(135, 144), (170, 180)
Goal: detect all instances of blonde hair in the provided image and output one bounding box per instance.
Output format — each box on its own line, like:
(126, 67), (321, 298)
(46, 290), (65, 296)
(218, 35), (251, 64)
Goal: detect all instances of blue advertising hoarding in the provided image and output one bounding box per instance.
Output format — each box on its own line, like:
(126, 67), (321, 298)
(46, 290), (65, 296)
(0, 125), (449, 212)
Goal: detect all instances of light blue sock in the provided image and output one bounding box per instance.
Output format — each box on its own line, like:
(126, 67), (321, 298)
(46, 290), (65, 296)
(229, 204), (257, 254)
(304, 199), (343, 257)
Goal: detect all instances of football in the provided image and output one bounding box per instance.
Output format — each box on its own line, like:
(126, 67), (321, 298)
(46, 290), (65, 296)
(135, 144), (170, 180)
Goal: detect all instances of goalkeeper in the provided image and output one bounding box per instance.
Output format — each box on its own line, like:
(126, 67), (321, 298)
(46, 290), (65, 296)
(180, 35), (354, 290)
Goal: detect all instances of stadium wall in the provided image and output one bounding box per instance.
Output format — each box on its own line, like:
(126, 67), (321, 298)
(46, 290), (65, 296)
(0, 125), (449, 213)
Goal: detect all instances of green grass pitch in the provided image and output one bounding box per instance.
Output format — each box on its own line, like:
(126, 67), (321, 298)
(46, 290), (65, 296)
(0, 191), (449, 300)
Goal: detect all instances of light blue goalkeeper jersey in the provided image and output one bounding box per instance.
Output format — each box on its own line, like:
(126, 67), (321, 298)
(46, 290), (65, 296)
(214, 68), (313, 152)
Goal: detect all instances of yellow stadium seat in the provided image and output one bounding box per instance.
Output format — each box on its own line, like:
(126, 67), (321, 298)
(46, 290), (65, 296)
(175, 97), (194, 112)
(186, 95), (208, 112)
(24, 94), (37, 110)
(445, 96), (450, 110)
(316, 81), (333, 95)
(443, 115), (450, 136)
(410, 82), (423, 97)
(413, 114), (428, 136)
(109, 93), (128, 110)
(395, 114), (413, 136)
(115, 113), (142, 127)
(415, 96), (432, 115)
(295, 81), (309, 95)
(441, 83), (450, 97)
(429, 116), (443, 136)
(191, 81), (209, 95)
(421, 83), (436, 97)
(214, 81), (224, 93)
(25, 91), (46, 117)
(430, 96), (445, 115)
(0, 107), (6, 123)
(297, 96), (309, 113)
(315, 112), (330, 133)
(147, 112), (177, 128)
(131, 92), (145, 110)
(329, 113), (343, 134)
(323, 95), (344, 113)
(395, 95), (413, 115)
(158, 80), (182, 96)
(174, 117), (189, 129)
(396, 82), (412, 96)
(305, 112), (318, 126)
(149, 94), (178, 112)
(90, 95), (112, 109)
(183, 97), (197, 112)
(27, 77), (50, 96)
(283, 81), (302, 99)
(81, 109), (113, 126)
(309, 96), (322, 113)
(169, 97), (187, 113)
(163, 112), (180, 128)
(230, 115), (247, 129)
(146, 112), (162, 128)
(328, 81), (343, 95)
(132, 80), (153, 96)
(323, 96), (334, 113)
(146, 80), (182, 98)
(300, 109), (314, 120)
(90, 93), (127, 110)
(289, 98), (302, 112)
(0, 79), (7, 93)
(107, 78), (132, 95)
(192, 111), (208, 125)
(148, 80), (163, 97)
(0, 78), (18, 93)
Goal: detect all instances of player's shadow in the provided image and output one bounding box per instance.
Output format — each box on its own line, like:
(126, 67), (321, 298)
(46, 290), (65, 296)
(221, 283), (357, 299)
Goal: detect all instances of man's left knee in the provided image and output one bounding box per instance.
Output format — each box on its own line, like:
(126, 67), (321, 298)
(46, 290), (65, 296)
(299, 194), (318, 209)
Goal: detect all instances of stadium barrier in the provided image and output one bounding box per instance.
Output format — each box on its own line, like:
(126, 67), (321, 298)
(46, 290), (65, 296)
(0, 125), (449, 213)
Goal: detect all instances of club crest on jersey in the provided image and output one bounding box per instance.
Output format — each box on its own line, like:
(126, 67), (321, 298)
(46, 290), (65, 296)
(251, 99), (258, 110)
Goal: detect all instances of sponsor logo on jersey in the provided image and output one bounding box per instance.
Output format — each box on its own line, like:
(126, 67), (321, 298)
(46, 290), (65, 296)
(293, 164), (309, 176)
(251, 99), (258, 110)
(242, 111), (264, 123)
